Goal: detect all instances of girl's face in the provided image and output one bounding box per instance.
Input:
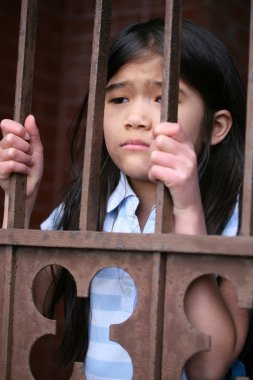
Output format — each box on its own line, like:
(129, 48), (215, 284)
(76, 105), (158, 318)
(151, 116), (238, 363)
(104, 55), (205, 181)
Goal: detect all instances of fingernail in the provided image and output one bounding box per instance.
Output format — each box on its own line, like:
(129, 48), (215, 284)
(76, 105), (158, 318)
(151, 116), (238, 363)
(24, 132), (30, 140)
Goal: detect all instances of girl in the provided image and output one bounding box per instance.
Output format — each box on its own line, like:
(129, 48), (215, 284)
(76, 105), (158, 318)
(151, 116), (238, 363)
(0, 18), (250, 379)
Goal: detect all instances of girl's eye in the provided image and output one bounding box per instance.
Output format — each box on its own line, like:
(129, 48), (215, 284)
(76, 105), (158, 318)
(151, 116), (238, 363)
(110, 97), (128, 104)
(155, 95), (162, 103)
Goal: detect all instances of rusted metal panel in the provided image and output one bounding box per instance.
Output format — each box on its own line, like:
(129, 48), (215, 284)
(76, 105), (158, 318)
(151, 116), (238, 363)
(9, 245), (253, 379)
(10, 247), (165, 379)
(79, 0), (112, 232)
(8, 0), (38, 229)
(162, 254), (253, 379)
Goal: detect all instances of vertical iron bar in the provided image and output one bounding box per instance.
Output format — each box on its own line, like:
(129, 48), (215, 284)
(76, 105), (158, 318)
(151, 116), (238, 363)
(79, 0), (112, 231)
(155, 0), (181, 234)
(241, 0), (253, 236)
(155, 1), (181, 377)
(0, 247), (17, 379)
(148, 253), (166, 378)
(3, 1), (38, 377)
(7, 0), (38, 228)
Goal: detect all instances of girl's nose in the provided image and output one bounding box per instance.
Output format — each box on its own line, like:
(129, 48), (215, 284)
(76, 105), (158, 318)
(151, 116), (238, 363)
(124, 102), (152, 130)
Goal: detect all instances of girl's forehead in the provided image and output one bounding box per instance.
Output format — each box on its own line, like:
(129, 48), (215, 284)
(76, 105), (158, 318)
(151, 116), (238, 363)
(108, 54), (163, 82)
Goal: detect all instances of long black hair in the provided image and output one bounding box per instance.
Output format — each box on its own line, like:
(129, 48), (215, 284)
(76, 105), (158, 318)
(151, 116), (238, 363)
(47, 18), (246, 370)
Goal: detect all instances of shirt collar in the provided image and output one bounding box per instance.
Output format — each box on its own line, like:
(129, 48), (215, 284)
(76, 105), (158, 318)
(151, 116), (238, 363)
(106, 172), (136, 213)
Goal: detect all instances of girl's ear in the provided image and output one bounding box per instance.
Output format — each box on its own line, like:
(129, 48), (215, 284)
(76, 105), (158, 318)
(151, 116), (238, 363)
(211, 110), (232, 145)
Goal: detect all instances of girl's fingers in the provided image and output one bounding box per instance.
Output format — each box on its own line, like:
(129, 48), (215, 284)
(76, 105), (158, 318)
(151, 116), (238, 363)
(152, 121), (192, 147)
(150, 150), (175, 169)
(152, 121), (181, 138)
(151, 133), (194, 156)
(0, 119), (30, 140)
(150, 136), (197, 180)
(0, 161), (29, 180)
(149, 162), (192, 187)
(0, 133), (32, 153)
(0, 115), (43, 204)
(148, 162), (200, 212)
(148, 165), (176, 185)
(24, 115), (44, 181)
(24, 115), (43, 154)
(0, 147), (32, 165)
(150, 149), (196, 172)
(0, 114), (42, 170)
(149, 123), (199, 212)
(0, 115), (42, 155)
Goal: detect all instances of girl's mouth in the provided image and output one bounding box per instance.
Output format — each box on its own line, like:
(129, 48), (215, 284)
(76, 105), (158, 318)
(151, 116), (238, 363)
(121, 139), (150, 151)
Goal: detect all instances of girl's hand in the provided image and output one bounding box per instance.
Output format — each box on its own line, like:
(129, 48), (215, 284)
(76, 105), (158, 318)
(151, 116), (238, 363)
(148, 121), (206, 234)
(0, 115), (44, 226)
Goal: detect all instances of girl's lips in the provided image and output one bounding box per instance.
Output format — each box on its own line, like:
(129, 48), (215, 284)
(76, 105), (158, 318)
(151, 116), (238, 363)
(121, 139), (150, 151)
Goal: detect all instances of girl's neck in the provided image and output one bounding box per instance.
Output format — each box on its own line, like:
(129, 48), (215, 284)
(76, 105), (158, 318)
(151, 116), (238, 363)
(128, 177), (157, 231)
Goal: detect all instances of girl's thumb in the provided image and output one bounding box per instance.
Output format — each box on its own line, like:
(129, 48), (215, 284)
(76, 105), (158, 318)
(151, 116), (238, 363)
(24, 115), (43, 151)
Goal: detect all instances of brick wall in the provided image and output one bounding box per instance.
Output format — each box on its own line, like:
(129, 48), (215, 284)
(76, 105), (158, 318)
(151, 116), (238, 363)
(0, 0), (250, 228)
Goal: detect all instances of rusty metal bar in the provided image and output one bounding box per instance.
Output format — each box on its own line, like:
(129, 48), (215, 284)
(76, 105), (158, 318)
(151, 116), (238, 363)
(3, 228), (253, 256)
(241, 0), (253, 236)
(153, 4), (182, 373)
(0, 247), (17, 379)
(154, 3), (182, 375)
(2, 2), (38, 378)
(79, 0), (112, 231)
(155, 0), (181, 233)
(7, 0), (38, 229)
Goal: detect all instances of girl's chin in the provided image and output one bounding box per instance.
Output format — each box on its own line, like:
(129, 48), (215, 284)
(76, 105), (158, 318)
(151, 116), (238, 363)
(126, 173), (152, 183)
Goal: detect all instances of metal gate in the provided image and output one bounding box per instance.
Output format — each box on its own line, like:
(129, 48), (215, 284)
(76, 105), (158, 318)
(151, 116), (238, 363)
(0, 0), (252, 379)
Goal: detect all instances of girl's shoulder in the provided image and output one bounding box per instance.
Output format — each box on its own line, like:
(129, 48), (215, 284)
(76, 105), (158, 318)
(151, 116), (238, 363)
(40, 204), (64, 230)
(221, 202), (239, 237)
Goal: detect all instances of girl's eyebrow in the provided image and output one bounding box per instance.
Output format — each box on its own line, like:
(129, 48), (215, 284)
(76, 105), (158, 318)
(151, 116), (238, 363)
(106, 80), (163, 92)
(106, 81), (128, 92)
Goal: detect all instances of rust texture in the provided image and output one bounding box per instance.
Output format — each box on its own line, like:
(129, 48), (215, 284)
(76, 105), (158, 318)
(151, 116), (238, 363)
(0, 0), (252, 379)
(155, 0), (181, 234)
(162, 254), (253, 378)
(8, 0), (38, 229)
(241, 0), (253, 236)
(10, 247), (166, 379)
(0, 247), (17, 379)
(79, 0), (112, 231)
(3, 228), (253, 257)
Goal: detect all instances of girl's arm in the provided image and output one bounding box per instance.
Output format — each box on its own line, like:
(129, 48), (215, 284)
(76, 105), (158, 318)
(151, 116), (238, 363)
(148, 121), (249, 379)
(0, 115), (43, 228)
(184, 275), (249, 380)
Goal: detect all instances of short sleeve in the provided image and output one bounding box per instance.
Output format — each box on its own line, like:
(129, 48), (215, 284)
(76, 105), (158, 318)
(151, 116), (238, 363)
(221, 202), (239, 237)
(40, 204), (64, 230)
